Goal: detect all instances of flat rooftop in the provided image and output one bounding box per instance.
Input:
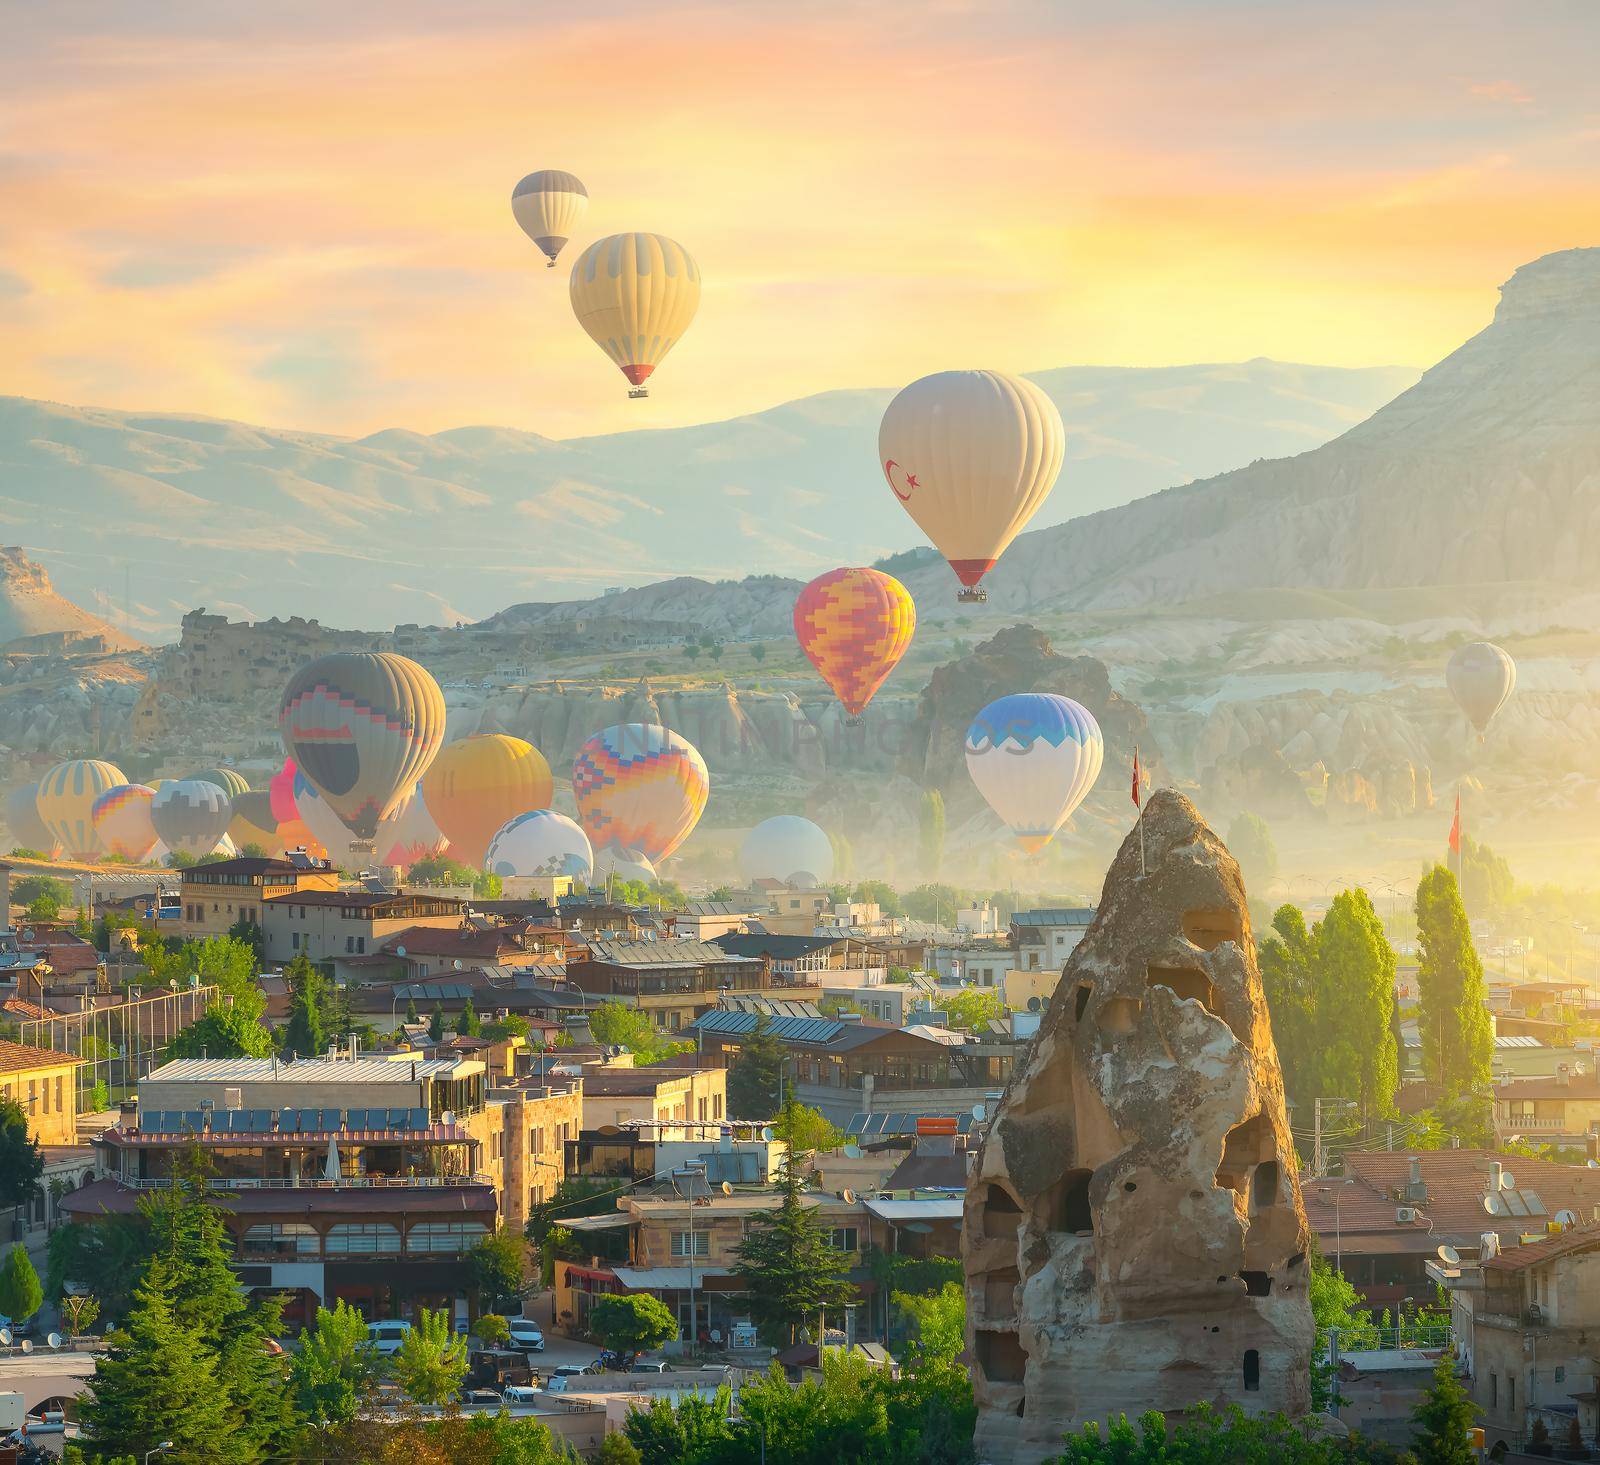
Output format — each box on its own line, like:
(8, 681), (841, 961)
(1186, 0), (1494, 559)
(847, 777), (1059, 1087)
(143, 1056), (470, 1085)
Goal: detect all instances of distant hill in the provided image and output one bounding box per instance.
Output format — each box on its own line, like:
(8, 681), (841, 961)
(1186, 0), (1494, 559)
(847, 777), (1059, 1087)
(899, 248), (1600, 613)
(0, 359), (1415, 637)
(0, 546), (140, 651)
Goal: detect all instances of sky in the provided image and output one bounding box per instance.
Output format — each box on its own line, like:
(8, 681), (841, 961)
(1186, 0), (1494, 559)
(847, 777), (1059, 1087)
(0, 0), (1596, 438)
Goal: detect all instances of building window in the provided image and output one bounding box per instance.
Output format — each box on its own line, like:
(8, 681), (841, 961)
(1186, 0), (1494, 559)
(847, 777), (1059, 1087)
(671, 1231), (710, 1258)
(55, 1076), (64, 1111)
(1490, 1373), (1497, 1409)
(829, 1228), (858, 1253)
(1556, 1365), (1566, 1384)
(356, 937), (366, 954)
(325, 1222), (401, 1254)
(346, 936), (355, 953)
(1508, 1376), (1515, 1412)
(292, 932), (301, 950)
(243, 1222), (319, 1256)
(407, 1222), (489, 1254)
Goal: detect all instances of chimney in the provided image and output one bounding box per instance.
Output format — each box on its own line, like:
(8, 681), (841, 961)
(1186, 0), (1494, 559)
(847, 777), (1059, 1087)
(1558, 1064), (1570, 1087)
(1489, 1160), (1503, 1193)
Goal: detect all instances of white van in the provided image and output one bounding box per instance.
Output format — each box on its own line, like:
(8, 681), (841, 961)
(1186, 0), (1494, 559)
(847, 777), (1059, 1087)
(366, 1319), (412, 1356)
(502, 1383), (542, 1403)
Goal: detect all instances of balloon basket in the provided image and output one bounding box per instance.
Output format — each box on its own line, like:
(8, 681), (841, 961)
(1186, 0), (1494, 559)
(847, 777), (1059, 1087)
(547, 259), (556, 268)
(628, 387), (650, 399)
(844, 715), (863, 728)
(957, 586), (988, 603)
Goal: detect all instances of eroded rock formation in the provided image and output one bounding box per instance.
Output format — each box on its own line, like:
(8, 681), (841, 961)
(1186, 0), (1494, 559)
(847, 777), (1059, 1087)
(964, 789), (1313, 1462)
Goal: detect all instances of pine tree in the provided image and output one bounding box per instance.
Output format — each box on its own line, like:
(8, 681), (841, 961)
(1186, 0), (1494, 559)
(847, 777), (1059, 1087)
(0, 1243), (43, 1322)
(79, 1255), (242, 1461)
(456, 997), (482, 1037)
(428, 1001), (447, 1043)
(727, 1014), (786, 1118)
(282, 963), (326, 1058)
(405, 995), (420, 1024)
(733, 1155), (857, 1344)
(1415, 866), (1493, 1098)
(1410, 1354), (1479, 1465)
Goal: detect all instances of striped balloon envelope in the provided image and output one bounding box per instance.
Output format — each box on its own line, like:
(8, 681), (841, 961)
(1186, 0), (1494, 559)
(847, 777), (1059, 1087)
(572, 724), (709, 868)
(92, 783), (159, 862)
(151, 778), (233, 858)
(37, 759), (127, 859)
(965, 693), (1103, 854)
(569, 233), (701, 396)
(512, 169), (588, 267)
(793, 568), (916, 722)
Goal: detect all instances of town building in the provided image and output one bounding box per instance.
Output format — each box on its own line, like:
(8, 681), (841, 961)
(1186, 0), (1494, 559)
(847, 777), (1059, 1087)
(566, 938), (775, 1033)
(565, 1121), (786, 1187)
(259, 889), (465, 965)
(1009, 908), (1096, 971)
(669, 901), (756, 942)
(577, 1056), (728, 1129)
(0, 1037), (81, 1144)
(175, 855), (339, 941)
(1493, 1070), (1600, 1147)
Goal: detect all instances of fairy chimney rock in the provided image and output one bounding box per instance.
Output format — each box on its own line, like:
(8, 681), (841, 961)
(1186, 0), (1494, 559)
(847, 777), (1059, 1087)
(964, 788), (1313, 1461)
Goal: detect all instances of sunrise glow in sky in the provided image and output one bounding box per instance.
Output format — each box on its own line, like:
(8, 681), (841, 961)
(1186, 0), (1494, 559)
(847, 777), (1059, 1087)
(1, 0), (1596, 437)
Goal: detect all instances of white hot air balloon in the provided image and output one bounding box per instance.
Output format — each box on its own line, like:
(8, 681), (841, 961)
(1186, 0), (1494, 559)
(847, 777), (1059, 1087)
(486, 810), (593, 883)
(739, 815), (834, 886)
(1446, 641), (1516, 739)
(965, 693), (1103, 853)
(570, 233), (701, 398)
(512, 169), (588, 267)
(879, 370), (1065, 601)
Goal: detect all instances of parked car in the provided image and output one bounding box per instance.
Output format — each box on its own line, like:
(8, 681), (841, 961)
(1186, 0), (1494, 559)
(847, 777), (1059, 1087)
(548, 1362), (596, 1379)
(502, 1383), (542, 1403)
(506, 1318), (546, 1353)
(366, 1319), (412, 1356)
(630, 1360), (669, 1374)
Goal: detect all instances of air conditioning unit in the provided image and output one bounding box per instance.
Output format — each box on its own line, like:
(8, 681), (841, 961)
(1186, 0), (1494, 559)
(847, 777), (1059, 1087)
(1396, 1207), (1420, 1224)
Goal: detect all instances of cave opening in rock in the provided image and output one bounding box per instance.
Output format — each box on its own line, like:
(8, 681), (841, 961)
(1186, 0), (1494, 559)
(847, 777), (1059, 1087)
(1251, 1159), (1280, 1211)
(975, 1328), (1028, 1384)
(1074, 983), (1092, 1021)
(1098, 995), (1141, 1035)
(1240, 1270), (1272, 1297)
(980, 1183), (1024, 1240)
(1181, 908), (1244, 952)
(1243, 1349), (1261, 1390)
(1147, 964), (1218, 1013)
(1045, 1168), (1094, 1234)
(983, 1267), (1021, 1319)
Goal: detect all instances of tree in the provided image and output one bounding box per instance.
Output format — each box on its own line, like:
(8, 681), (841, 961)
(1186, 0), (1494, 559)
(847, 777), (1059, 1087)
(590, 1292), (679, 1358)
(774, 1100), (843, 1158)
(455, 996), (482, 1037)
(282, 957), (327, 1058)
(598, 1433), (644, 1465)
(291, 1299), (380, 1432)
(851, 880), (903, 918)
(13, 875), (70, 908)
(918, 789), (946, 879)
(78, 1255), (241, 1461)
(0, 1243), (43, 1322)
(589, 999), (688, 1064)
(1410, 1354), (1479, 1465)
(1227, 811), (1279, 890)
(405, 995), (420, 1024)
(472, 1312), (510, 1347)
(469, 1225), (529, 1309)
(1051, 1404), (1414, 1463)
(727, 1014), (786, 1118)
(390, 1305), (469, 1406)
(46, 1212), (149, 1323)
(59, 1293), (100, 1337)
(894, 1281), (963, 1364)
(1317, 890), (1398, 1120)
(226, 913), (265, 964)
(939, 987), (1005, 1032)
(164, 1000), (273, 1060)
(1456, 834), (1514, 913)
(1415, 866), (1493, 1100)
(25, 893), (60, 921)
(732, 1156), (857, 1345)
(1260, 904), (1320, 1116)
(0, 1095), (43, 1211)
(428, 1001), (447, 1043)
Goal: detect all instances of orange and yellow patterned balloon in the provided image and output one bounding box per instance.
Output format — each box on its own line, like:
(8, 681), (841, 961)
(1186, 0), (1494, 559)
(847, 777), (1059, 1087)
(793, 568), (916, 720)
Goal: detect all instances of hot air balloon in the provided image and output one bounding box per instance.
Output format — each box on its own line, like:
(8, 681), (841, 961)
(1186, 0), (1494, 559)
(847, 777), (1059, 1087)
(37, 760), (126, 858)
(92, 784), (159, 862)
(573, 724), (709, 868)
(5, 781), (59, 857)
(486, 810), (593, 882)
(279, 652), (446, 841)
(570, 233), (700, 398)
(151, 778), (233, 858)
(268, 758), (300, 825)
(879, 370), (1065, 601)
(295, 776), (445, 870)
(739, 815), (834, 886)
(228, 791), (281, 856)
(422, 735), (554, 868)
(1447, 642), (1516, 738)
(594, 844), (658, 885)
(188, 767), (250, 800)
(513, 170), (588, 268)
(965, 693), (1103, 853)
(375, 784), (449, 868)
(793, 568), (916, 722)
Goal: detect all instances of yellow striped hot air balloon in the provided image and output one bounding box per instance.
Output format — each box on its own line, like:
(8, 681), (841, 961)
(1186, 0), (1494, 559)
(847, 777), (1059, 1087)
(879, 370), (1065, 601)
(37, 759), (126, 858)
(512, 169), (588, 267)
(422, 734), (554, 868)
(279, 653), (446, 841)
(570, 233), (700, 397)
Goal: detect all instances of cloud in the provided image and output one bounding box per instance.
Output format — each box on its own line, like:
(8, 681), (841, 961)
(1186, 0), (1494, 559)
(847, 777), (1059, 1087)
(1469, 79), (1533, 106)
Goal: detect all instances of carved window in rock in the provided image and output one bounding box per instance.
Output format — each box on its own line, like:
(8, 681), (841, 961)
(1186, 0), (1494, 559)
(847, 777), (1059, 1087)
(975, 1328), (1028, 1384)
(1098, 995), (1140, 1035)
(1146, 964), (1219, 1015)
(982, 1267), (1021, 1321)
(1239, 1270), (1272, 1297)
(1251, 1159), (1281, 1212)
(1243, 1349), (1261, 1391)
(979, 1183), (1024, 1241)
(1181, 908), (1243, 953)
(1073, 983), (1092, 1022)
(1043, 1167), (1094, 1235)
(1216, 1114), (1275, 1207)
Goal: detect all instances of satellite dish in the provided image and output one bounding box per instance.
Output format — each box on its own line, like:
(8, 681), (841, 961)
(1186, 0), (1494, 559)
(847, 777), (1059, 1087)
(972, 1102), (987, 1121)
(1484, 1193), (1507, 1216)
(841, 1188), (856, 1203)
(396, 945), (407, 958)
(1437, 1244), (1461, 1266)
(46, 1332), (62, 1350)
(453, 959), (463, 970)
(843, 1144), (862, 1160)
(720, 1181), (734, 1197)
(1501, 1171), (1516, 1191)
(760, 1126), (774, 1143)
(1556, 1209), (1579, 1227)
(1590, 1160), (1600, 1170)
(1027, 996), (1041, 1012)
(0, 1327), (10, 1345)
(18, 1339), (31, 1354)
(21, 928), (34, 942)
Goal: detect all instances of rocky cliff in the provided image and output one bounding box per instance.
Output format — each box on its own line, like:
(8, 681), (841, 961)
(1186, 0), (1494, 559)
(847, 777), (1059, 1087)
(964, 790), (1313, 1458)
(0, 546), (140, 651)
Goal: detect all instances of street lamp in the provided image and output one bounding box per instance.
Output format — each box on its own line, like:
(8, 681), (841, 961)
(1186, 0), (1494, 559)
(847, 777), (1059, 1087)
(671, 1162), (708, 1357)
(1314, 1178), (1357, 1272)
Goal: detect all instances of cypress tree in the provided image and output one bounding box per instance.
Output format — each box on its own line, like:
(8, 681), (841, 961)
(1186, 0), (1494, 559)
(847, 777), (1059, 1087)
(429, 1002), (447, 1043)
(727, 1014), (786, 1118)
(1410, 1354), (1480, 1465)
(1415, 865), (1493, 1098)
(456, 997), (482, 1037)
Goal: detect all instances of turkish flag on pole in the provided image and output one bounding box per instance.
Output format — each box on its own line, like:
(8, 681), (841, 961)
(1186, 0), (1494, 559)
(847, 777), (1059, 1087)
(1448, 792), (1462, 856)
(1132, 747), (1142, 808)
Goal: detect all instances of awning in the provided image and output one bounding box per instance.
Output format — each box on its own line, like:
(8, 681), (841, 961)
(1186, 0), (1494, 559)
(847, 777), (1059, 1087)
(612, 1266), (737, 1290)
(563, 1213), (635, 1233)
(864, 1197), (963, 1222)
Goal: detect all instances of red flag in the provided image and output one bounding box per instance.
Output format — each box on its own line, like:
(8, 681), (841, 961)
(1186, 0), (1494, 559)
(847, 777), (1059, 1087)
(1131, 747), (1142, 809)
(1448, 792), (1461, 855)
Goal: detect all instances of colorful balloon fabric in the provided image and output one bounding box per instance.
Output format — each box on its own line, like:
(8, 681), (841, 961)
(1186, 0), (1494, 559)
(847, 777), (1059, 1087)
(151, 778), (234, 858)
(91, 784), (159, 862)
(512, 169), (588, 267)
(228, 792), (282, 856)
(793, 568), (916, 719)
(738, 815), (834, 886)
(279, 652), (446, 840)
(5, 781), (58, 856)
(879, 369), (1065, 596)
(421, 735), (554, 868)
(965, 693), (1103, 854)
(570, 233), (701, 395)
(268, 758), (300, 825)
(594, 844), (658, 885)
(573, 723), (709, 867)
(38, 760), (126, 858)
(376, 784), (450, 868)
(486, 810), (594, 882)
(1446, 641), (1516, 736)
(187, 768), (250, 799)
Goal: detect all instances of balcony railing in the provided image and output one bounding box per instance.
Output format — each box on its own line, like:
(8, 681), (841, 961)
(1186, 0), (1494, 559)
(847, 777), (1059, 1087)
(119, 1173), (495, 1191)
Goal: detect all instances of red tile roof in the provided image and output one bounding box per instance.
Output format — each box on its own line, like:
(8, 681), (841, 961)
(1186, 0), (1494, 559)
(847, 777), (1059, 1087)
(1494, 1074), (1600, 1101)
(0, 1037), (82, 1073)
(1481, 1222), (1600, 1273)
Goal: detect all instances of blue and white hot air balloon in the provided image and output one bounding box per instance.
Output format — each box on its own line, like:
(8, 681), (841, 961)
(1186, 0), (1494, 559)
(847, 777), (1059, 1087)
(486, 810), (594, 882)
(739, 815), (834, 887)
(964, 693), (1104, 853)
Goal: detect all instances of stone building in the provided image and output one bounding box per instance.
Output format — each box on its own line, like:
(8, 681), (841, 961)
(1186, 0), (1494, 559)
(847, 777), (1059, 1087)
(963, 790), (1313, 1460)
